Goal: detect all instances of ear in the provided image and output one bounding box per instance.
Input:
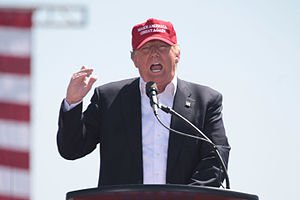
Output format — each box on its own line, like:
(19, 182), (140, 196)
(175, 53), (180, 64)
(173, 45), (180, 64)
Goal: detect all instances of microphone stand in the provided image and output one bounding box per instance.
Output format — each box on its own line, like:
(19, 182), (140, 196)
(158, 104), (231, 189)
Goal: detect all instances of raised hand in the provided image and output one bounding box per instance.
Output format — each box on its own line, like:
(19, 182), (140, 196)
(65, 66), (97, 104)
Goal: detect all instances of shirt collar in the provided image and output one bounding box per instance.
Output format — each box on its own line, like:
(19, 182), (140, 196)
(139, 75), (177, 97)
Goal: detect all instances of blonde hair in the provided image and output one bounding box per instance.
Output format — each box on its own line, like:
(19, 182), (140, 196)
(171, 44), (180, 58)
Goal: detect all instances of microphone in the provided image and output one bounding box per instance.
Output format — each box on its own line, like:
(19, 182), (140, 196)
(145, 81), (159, 116)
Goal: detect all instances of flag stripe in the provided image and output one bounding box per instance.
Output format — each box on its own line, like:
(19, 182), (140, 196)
(0, 120), (30, 151)
(0, 148), (29, 169)
(0, 195), (29, 200)
(0, 102), (30, 122)
(0, 55), (30, 75)
(0, 27), (31, 57)
(0, 166), (30, 199)
(0, 8), (32, 28)
(0, 73), (30, 104)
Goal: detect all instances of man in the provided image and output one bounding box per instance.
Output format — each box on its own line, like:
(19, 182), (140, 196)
(57, 18), (230, 187)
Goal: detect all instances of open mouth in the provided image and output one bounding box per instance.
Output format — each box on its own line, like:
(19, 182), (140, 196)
(150, 63), (163, 73)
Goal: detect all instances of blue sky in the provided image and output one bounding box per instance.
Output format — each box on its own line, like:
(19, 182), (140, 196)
(1, 0), (299, 200)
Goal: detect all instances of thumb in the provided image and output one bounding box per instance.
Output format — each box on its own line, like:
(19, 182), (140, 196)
(87, 76), (97, 89)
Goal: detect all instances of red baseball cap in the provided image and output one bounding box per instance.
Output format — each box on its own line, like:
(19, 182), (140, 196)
(131, 18), (177, 50)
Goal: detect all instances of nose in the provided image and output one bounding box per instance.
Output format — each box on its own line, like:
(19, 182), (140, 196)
(150, 46), (160, 57)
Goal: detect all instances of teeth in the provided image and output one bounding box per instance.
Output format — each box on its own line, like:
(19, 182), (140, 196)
(150, 63), (162, 73)
(152, 69), (161, 73)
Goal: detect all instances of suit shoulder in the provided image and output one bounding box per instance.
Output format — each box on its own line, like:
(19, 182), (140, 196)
(180, 79), (222, 98)
(89, 77), (139, 106)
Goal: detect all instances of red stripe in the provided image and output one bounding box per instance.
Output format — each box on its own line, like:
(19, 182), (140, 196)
(0, 195), (29, 200)
(0, 8), (33, 28)
(0, 55), (30, 75)
(0, 102), (30, 122)
(0, 148), (29, 169)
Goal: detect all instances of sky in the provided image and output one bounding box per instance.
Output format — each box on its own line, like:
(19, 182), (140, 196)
(1, 0), (300, 200)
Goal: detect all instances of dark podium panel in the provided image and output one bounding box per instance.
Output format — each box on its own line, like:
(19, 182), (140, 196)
(66, 184), (259, 200)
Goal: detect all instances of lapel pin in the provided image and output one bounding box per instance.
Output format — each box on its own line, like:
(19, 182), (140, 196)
(185, 101), (191, 108)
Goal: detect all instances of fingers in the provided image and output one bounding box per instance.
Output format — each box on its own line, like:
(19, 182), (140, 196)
(70, 66), (96, 82)
(87, 76), (97, 89)
(71, 66), (94, 80)
(79, 65), (93, 74)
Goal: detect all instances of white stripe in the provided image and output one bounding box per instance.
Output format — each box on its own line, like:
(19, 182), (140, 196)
(0, 27), (31, 57)
(0, 120), (30, 151)
(0, 165), (30, 198)
(0, 73), (30, 104)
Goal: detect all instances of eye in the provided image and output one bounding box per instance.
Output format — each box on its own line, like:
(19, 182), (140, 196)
(140, 46), (151, 53)
(158, 45), (169, 52)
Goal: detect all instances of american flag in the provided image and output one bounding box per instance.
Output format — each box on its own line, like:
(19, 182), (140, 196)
(0, 8), (33, 200)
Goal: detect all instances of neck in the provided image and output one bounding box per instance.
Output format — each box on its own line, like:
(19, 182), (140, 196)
(157, 84), (166, 94)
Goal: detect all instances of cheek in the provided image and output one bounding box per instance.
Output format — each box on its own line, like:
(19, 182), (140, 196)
(133, 54), (147, 68)
(133, 56), (141, 68)
(134, 59), (148, 75)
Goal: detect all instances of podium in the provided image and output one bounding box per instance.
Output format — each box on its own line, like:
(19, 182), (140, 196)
(66, 184), (259, 200)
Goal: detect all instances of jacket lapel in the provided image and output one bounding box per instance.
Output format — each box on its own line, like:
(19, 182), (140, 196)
(120, 78), (143, 182)
(166, 79), (195, 181)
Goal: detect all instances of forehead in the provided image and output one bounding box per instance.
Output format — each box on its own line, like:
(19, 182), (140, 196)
(141, 40), (171, 47)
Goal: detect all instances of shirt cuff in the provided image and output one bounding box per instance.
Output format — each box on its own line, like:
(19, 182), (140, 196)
(63, 99), (82, 112)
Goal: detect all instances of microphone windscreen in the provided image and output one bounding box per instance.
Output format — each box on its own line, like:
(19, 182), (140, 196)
(145, 81), (158, 97)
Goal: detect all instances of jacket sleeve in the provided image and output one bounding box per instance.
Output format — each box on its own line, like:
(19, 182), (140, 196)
(56, 89), (101, 160)
(191, 92), (231, 187)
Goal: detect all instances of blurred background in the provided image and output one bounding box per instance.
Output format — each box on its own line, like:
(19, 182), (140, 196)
(0, 0), (299, 200)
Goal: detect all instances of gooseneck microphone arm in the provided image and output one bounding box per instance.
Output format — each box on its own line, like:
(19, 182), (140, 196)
(158, 104), (230, 189)
(145, 81), (230, 189)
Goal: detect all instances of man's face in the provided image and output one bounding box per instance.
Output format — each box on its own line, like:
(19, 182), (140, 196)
(132, 40), (180, 92)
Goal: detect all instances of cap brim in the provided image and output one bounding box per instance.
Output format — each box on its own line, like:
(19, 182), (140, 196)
(136, 36), (175, 50)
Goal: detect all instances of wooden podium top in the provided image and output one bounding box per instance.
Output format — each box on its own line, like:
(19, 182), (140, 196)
(66, 184), (259, 200)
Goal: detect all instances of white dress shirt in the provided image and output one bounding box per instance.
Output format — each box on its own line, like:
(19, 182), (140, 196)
(139, 77), (177, 184)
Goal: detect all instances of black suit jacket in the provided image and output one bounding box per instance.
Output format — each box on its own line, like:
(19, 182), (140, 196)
(57, 78), (230, 186)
